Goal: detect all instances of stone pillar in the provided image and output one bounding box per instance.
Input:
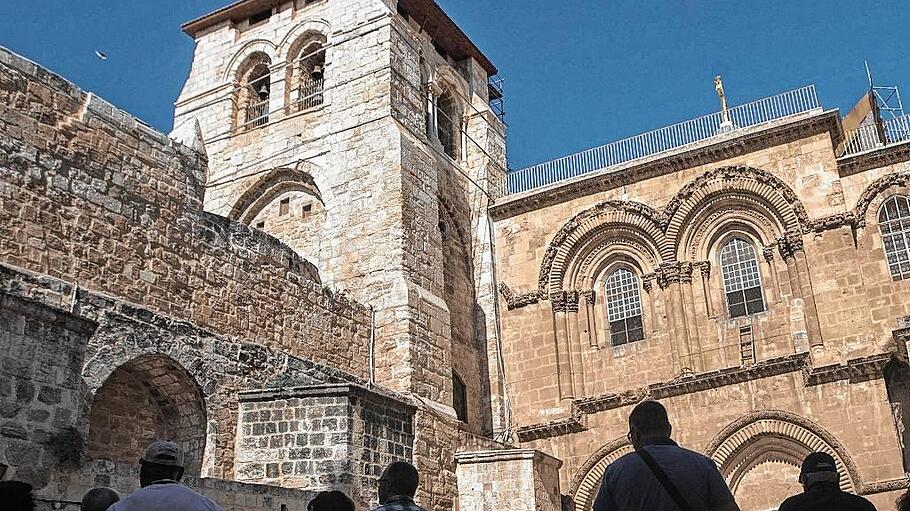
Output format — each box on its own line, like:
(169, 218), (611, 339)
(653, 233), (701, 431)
(779, 233), (823, 348)
(550, 292), (575, 401)
(580, 290), (597, 348)
(455, 449), (562, 511)
(679, 262), (704, 371)
(659, 264), (694, 375)
(235, 384), (416, 510)
(565, 291), (585, 398)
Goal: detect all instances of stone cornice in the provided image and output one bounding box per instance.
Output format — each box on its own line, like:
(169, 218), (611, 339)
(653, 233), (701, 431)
(514, 413), (587, 442)
(517, 347), (904, 442)
(237, 383), (418, 413)
(861, 477), (910, 495)
(454, 448), (563, 468)
(837, 140), (910, 177)
(498, 282), (541, 311)
(492, 111), (841, 220)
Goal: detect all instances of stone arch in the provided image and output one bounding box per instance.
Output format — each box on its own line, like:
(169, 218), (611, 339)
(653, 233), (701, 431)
(665, 166), (809, 258)
(853, 171), (910, 228)
(276, 18), (332, 59)
(86, 353), (207, 476)
(231, 51), (274, 130)
(568, 437), (634, 511)
(229, 166), (324, 224)
(222, 40), (277, 82)
(707, 410), (862, 496)
(539, 200), (668, 296)
(283, 29), (328, 113)
(679, 194), (784, 262)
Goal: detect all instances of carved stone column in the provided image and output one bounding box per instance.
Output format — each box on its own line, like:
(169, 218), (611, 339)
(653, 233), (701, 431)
(551, 292), (575, 401)
(565, 291), (585, 398)
(680, 262), (704, 371)
(779, 233), (823, 348)
(579, 290), (597, 348)
(658, 264), (694, 375)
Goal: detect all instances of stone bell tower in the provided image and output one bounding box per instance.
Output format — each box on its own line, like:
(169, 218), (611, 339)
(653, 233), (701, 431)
(172, 0), (508, 438)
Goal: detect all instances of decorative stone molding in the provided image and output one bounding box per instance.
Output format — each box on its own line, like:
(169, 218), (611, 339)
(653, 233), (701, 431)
(678, 262), (694, 284)
(579, 290), (596, 305)
(550, 291), (568, 312)
(777, 230), (805, 259)
(693, 260), (711, 277)
(803, 352), (896, 386)
(568, 436), (634, 511)
(706, 410), (862, 494)
(852, 171), (910, 228)
(861, 477), (910, 495)
(655, 263), (680, 289)
(514, 413), (587, 442)
(807, 212), (856, 233)
(641, 273), (655, 292)
(565, 291), (580, 313)
(536, 200), (667, 296)
(762, 245), (776, 263)
(227, 166), (324, 223)
(497, 282), (540, 311)
(837, 141), (910, 177)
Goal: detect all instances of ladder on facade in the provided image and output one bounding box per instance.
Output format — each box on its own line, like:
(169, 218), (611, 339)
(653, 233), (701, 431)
(739, 326), (755, 366)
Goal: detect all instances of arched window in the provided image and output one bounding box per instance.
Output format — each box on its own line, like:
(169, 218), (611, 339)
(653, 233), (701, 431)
(720, 238), (765, 318)
(234, 54), (272, 131)
(879, 195), (910, 281)
(436, 89), (459, 159)
(287, 35), (326, 112)
(605, 267), (644, 346)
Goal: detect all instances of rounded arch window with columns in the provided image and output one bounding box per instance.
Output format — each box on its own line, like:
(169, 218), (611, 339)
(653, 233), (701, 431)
(718, 236), (766, 318)
(603, 264), (646, 346)
(878, 194), (910, 281)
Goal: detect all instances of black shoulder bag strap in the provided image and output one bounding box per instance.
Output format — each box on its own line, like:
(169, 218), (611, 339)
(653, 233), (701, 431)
(636, 448), (696, 511)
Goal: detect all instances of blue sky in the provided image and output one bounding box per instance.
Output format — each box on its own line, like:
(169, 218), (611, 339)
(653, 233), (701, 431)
(1, 1), (908, 169)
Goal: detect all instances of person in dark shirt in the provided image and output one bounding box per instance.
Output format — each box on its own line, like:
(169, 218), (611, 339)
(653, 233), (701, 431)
(778, 452), (876, 511)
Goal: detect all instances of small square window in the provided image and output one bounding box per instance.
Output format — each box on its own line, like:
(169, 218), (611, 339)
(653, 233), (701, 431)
(279, 198), (290, 216)
(255, 221), (265, 229)
(301, 203), (312, 218)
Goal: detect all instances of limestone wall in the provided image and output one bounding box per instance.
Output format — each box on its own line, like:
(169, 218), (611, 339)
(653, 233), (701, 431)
(491, 111), (910, 510)
(0, 46), (371, 379)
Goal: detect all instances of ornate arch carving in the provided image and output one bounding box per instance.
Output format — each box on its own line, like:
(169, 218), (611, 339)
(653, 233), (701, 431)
(538, 200), (667, 296)
(707, 410), (862, 493)
(664, 166), (807, 257)
(853, 171), (910, 228)
(568, 437), (634, 511)
(222, 40), (277, 82)
(680, 195), (783, 261)
(228, 166), (324, 224)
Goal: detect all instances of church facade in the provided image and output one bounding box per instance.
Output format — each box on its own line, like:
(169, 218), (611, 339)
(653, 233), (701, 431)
(0, 0), (908, 510)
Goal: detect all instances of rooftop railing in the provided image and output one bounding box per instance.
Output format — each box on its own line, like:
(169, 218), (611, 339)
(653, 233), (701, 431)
(506, 85), (821, 194)
(840, 114), (910, 156)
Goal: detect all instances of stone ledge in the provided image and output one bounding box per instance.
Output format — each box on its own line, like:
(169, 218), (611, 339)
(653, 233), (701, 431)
(454, 448), (562, 468)
(514, 414), (586, 443)
(0, 292), (98, 335)
(238, 383), (417, 414)
(837, 140), (910, 177)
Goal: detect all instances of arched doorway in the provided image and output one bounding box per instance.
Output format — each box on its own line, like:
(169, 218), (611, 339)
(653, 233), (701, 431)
(86, 354), (207, 475)
(707, 411), (861, 511)
(569, 438), (634, 511)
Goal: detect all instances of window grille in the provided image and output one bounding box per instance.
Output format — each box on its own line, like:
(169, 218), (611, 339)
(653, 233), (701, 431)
(720, 238), (765, 318)
(605, 267), (644, 346)
(880, 196), (910, 281)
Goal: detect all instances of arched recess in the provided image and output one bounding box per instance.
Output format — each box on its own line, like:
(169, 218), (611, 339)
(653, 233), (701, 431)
(283, 30), (327, 112)
(229, 167), (324, 224)
(232, 51), (274, 131)
(852, 171), (910, 229)
(86, 354), (207, 476)
(665, 166), (808, 259)
(222, 40), (277, 82)
(568, 437), (634, 511)
(539, 200), (668, 297)
(707, 410), (862, 498)
(276, 18), (332, 59)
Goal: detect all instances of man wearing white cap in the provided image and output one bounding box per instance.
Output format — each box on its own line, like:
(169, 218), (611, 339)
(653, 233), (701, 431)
(108, 441), (222, 511)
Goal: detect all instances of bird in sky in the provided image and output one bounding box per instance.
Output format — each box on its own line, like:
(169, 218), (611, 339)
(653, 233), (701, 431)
(95, 50), (108, 61)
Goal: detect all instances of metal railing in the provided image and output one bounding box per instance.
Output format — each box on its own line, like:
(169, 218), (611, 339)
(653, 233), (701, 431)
(841, 114), (910, 156)
(296, 77), (325, 111)
(506, 85), (821, 194)
(243, 98), (269, 129)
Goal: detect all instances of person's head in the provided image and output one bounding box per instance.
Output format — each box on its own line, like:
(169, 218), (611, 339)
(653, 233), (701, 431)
(897, 489), (910, 511)
(377, 461), (419, 504)
(139, 441), (185, 487)
(0, 481), (34, 511)
(81, 487), (120, 511)
(798, 452), (839, 491)
(308, 490), (355, 511)
(628, 400), (672, 449)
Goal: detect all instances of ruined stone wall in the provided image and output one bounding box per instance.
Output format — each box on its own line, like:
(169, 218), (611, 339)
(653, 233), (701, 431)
(0, 48), (372, 379)
(491, 113), (910, 510)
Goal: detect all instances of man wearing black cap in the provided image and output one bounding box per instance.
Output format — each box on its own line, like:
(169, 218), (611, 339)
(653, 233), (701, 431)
(108, 441), (223, 511)
(778, 452), (876, 511)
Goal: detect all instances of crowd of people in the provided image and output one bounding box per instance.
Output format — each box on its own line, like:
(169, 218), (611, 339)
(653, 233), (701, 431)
(1, 401), (908, 510)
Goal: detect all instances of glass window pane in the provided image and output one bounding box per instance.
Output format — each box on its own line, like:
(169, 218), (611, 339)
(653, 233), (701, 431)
(729, 303), (747, 318)
(720, 238), (765, 316)
(879, 197), (910, 281)
(605, 267), (643, 323)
